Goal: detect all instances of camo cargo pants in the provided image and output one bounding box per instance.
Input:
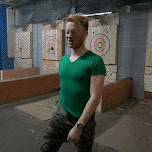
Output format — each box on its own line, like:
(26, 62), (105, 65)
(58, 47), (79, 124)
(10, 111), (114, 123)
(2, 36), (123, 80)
(40, 102), (96, 152)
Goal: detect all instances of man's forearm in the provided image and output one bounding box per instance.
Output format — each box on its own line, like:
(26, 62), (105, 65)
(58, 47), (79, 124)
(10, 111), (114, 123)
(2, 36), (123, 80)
(76, 74), (105, 127)
(77, 97), (100, 126)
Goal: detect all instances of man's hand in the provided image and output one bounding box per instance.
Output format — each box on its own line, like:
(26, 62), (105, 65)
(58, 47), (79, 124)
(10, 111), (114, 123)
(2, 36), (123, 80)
(67, 125), (82, 143)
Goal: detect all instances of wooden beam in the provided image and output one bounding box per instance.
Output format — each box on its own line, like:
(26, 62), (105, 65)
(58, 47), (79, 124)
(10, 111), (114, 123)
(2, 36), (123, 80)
(1, 68), (39, 80)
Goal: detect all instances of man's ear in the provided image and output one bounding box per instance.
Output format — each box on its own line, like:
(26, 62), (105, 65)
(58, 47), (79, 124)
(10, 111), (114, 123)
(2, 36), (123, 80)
(84, 31), (88, 38)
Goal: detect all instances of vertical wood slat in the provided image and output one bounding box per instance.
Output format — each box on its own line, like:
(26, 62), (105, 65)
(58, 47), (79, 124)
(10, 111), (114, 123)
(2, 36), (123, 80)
(146, 10), (152, 66)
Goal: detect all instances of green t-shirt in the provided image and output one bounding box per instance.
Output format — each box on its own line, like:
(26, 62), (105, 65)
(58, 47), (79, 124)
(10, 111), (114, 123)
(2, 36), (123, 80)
(59, 50), (106, 118)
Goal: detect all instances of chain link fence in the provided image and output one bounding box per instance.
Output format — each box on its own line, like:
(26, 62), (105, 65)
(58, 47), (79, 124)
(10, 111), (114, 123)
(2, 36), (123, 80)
(0, 0), (152, 97)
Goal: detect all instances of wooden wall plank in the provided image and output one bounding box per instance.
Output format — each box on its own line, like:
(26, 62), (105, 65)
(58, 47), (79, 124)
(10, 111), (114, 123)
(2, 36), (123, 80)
(0, 74), (60, 105)
(58, 29), (65, 60)
(16, 58), (33, 69)
(144, 91), (152, 99)
(105, 65), (117, 73)
(42, 30), (46, 59)
(43, 20), (64, 31)
(16, 31), (32, 59)
(145, 11), (152, 92)
(144, 75), (152, 83)
(104, 80), (116, 85)
(146, 10), (152, 66)
(145, 67), (152, 75)
(42, 60), (59, 75)
(18, 24), (32, 32)
(144, 75), (152, 92)
(104, 73), (117, 85)
(146, 46), (152, 67)
(105, 73), (117, 81)
(1, 68), (40, 80)
(56, 20), (64, 30)
(102, 78), (132, 112)
(144, 83), (152, 92)
(85, 19), (100, 50)
(101, 13), (119, 25)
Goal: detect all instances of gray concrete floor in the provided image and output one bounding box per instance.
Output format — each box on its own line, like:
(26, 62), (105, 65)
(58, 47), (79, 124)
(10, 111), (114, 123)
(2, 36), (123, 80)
(0, 91), (152, 152)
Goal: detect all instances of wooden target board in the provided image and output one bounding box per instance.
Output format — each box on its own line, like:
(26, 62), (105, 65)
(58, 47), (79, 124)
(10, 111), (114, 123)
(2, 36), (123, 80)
(42, 60), (59, 75)
(42, 29), (64, 60)
(90, 25), (118, 64)
(91, 33), (110, 56)
(42, 30), (58, 60)
(16, 31), (32, 59)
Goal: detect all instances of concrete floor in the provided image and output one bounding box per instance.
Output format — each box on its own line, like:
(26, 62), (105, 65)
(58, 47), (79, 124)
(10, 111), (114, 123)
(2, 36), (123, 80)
(0, 91), (152, 152)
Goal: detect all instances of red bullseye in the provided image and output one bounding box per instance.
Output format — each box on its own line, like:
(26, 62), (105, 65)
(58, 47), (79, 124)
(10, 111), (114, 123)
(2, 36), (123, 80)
(94, 38), (106, 52)
(18, 38), (27, 53)
(47, 39), (55, 53)
(90, 33), (110, 56)
(46, 36), (57, 54)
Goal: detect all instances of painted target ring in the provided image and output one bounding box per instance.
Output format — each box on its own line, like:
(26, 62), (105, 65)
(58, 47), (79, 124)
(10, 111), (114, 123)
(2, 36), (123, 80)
(91, 33), (110, 56)
(46, 66), (58, 73)
(46, 36), (58, 54)
(18, 37), (28, 53)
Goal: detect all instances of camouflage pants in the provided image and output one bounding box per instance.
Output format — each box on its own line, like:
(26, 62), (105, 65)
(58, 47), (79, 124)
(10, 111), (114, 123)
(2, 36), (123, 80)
(40, 102), (96, 152)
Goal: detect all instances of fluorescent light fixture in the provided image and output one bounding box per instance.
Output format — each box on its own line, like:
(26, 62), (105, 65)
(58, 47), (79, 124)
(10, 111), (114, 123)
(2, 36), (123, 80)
(82, 11), (112, 17)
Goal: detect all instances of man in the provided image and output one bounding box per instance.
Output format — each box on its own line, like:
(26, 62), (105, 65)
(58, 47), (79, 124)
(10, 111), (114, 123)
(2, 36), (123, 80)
(40, 13), (106, 152)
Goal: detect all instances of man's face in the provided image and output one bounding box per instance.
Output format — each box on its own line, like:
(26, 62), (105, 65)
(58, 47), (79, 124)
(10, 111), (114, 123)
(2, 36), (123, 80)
(66, 21), (88, 49)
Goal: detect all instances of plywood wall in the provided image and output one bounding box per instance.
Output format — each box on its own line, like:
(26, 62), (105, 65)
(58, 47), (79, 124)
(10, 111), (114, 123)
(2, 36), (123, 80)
(42, 60), (59, 75)
(42, 20), (64, 75)
(7, 8), (33, 59)
(145, 10), (152, 93)
(16, 58), (33, 69)
(91, 25), (118, 64)
(7, 9), (64, 79)
(42, 29), (64, 61)
(104, 65), (117, 85)
(144, 67), (152, 92)
(7, 17), (64, 76)
(16, 31), (32, 59)
(16, 24), (33, 69)
(86, 13), (119, 85)
(42, 29), (58, 60)
(146, 10), (152, 67)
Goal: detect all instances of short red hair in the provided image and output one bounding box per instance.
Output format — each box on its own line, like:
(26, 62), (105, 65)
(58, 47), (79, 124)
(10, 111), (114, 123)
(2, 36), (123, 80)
(66, 13), (88, 31)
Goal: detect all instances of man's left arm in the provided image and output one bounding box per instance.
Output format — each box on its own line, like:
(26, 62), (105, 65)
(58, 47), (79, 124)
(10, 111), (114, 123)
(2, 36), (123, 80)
(67, 74), (105, 143)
